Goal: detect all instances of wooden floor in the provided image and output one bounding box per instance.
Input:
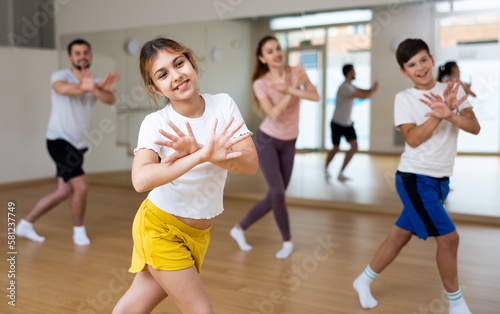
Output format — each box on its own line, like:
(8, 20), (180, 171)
(1, 153), (499, 313)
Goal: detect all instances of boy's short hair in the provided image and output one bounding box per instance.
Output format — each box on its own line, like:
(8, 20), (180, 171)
(396, 39), (430, 69)
(342, 64), (354, 77)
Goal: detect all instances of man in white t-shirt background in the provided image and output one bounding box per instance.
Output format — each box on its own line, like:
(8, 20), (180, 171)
(16, 39), (120, 245)
(325, 64), (378, 181)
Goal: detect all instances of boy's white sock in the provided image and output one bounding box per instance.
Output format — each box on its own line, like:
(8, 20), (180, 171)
(15, 219), (45, 242)
(73, 225), (91, 245)
(446, 289), (471, 314)
(353, 265), (379, 309)
(230, 225), (252, 251)
(275, 241), (293, 259)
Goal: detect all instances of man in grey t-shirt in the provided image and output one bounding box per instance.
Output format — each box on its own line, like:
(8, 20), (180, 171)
(325, 64), (378, 181)
(16, 39), (120, 245)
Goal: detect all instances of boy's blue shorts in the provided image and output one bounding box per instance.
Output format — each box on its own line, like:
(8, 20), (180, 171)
(395, 171), (456, 240)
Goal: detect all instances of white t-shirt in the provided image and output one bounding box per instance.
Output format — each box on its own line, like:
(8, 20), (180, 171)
(333, 81), (357, 126)
(394, 82), (471, 177)
(135, 93), (251, 219)
(46, 69), (101, 149)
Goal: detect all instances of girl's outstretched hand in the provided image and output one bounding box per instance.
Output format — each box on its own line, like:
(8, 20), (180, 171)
(420, 93), (452, 120)
(155, 120), (200, 163)
(200, 117), (251, 163)
(443, 79), (468, 111)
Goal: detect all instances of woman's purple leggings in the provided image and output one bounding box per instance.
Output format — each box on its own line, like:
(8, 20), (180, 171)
(239, 129), (296, 241)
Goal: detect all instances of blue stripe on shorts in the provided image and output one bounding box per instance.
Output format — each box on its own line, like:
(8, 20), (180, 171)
(395, 171), (455, 240)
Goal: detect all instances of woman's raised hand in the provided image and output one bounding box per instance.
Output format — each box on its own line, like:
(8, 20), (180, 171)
(291, 65), (307, 88)
(268, 70), (288, 93)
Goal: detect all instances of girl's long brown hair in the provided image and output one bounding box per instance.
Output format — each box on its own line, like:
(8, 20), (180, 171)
(437, 61), (457, 83)
(251, 35), (280, 114)
(139, 37), (201, 109)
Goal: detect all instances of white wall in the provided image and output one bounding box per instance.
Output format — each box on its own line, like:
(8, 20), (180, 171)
(54, 0), (423, 37)
(0, 47), (58, 184)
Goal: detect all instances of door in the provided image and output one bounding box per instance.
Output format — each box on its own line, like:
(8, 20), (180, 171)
(287, 46), (326, 150)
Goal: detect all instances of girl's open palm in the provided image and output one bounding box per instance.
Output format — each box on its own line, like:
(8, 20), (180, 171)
(200, 117), (251, 163)
(443, 79), (468, 111)
(155, 121), (200, 163)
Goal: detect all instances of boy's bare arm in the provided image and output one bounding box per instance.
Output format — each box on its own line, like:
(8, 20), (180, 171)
(420, 88), (480, 136)
(445, 107), (480, 135)
(399, 118), (441, 148)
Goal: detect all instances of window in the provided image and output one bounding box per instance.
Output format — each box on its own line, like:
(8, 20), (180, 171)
(436, 0), (500, 13)
(436, 11), (500, 153)
(270, 10), (372, 31)
(273, 10), (373, 152)
(286, 29), (326, 48)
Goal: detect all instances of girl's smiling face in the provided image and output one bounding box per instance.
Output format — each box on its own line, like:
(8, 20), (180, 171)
(149, 50), (198, 102)
(401, 50), (436, 90)
(258, 39), (285, 68)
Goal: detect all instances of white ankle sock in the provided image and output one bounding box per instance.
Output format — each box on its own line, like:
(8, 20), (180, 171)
(338, 173), (350, 181)
(446, 289), (471, 314)
(275, 241), (293, 259)
(15, 219), (45, 242)
(324, 169), (331, 179)
(73, 225), (90, 245)
(230, 225), (252, 251)
(353, 265), (379, 309)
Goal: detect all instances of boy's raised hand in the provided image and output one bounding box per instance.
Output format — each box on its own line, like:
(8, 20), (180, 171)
(155, 121), (200, 163)
(200, 116), (251, 163)
(443, 79), (468, 111)
(420, 93), (452, 120)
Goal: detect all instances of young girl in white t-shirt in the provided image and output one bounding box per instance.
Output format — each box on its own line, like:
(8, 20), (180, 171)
(113, 37), (258, 314)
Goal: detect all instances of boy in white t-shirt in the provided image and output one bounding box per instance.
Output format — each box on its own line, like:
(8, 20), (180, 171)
(353, 39), (480, 314)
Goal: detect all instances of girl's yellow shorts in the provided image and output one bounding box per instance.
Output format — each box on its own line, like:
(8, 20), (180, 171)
(129, 199), (211, 274)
